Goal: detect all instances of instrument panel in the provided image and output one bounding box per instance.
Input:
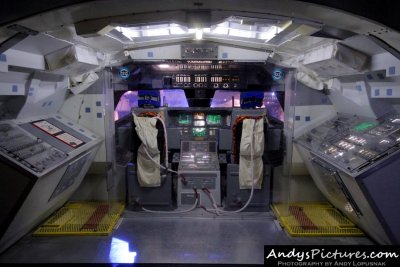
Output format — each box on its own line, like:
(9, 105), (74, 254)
(32, 120), (85, 148)
(296, 113), (400, 174)
(179, 141), (219, 170)
(172, 111), (230, 128)
(0, 115), (100, 175)
(172, 73), (241, 89)
(168, 109), (231, 141)
(0, 123), (67, 173)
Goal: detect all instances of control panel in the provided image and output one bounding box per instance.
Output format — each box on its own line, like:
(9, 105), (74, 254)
(177, 140), (221, 207)
(296, 112), (400, 174)
(169, 109), (231, 128)
(172, 73), (241, 89)
(168, 109), (232, 143)
(179, 141), (219, 170)
(19, 117), (93, 154)
(0, 123), (67, 173)
(181, 44), (218, 59)
(31, 120), (85, 148)
(153, 60), (245, 90)
(161, 108), (236, 150)
(0, 114), (100, 176)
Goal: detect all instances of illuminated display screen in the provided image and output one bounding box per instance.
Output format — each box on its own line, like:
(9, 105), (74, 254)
(194, 120), (205, 126)
(353, 121), (379, 132)
(194, 112), (205, 120)
(33, 120), (62, 135)
(192, 127), (206, 137)
(178, 114), (191, 125)
(206, 114), (222, 125)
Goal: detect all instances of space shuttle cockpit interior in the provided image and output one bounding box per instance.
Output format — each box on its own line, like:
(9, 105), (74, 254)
(121, 60), (287, 215)
(0, 0), (400, 264)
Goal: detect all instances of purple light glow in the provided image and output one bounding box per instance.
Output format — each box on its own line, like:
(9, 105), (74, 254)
(115, 91), (138, 120)
(114, 89), (188, 121)
(160, 89), (188, 107)
(263, 92), (284, 121)
(210, 90), (241, 108)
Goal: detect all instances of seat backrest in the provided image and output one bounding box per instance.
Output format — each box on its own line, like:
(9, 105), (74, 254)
(132, 112), (166, 164)
(231, 116), (264, 164)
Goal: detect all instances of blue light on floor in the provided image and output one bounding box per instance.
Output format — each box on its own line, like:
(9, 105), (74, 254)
(182, 252), (195, 259)
(109, 238), (137, 263)
(208, 252), (223, 260)
(179, 251), (200, 261)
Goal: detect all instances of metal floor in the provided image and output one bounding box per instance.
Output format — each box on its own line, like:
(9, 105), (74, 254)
(0, 210), (374, 265)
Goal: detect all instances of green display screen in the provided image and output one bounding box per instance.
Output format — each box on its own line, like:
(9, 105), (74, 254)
(353, 121), (379, 132)
(206, 114), (222, 125)
(192, 127), (207, 137)
(178, 114), (191, 125)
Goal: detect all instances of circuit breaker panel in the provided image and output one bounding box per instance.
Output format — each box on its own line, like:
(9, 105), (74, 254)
(0, 114), (102, 253)
(296, 112), (400, 244)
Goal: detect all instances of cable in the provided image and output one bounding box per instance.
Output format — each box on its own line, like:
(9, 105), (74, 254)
(135, 113), (195, 214)
(142, 199), (198, 214)
(141, 146), (178, 174)
(142, 188), (199, 214)
(201, 188), (220, 215)
(202, 118), (257, 214)
(136, 113), (198, 214)
(138, 114), (259, 215)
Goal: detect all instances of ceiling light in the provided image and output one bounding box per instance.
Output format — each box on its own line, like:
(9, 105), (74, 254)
(258, 26), (280, 41)
(229, 28), (255, 38)
(211, 22), (229, 35)
(212, 26), (229, 35)
(170, 24), (187, 34)
(116, 26), (140, 40)
(195, 29), (203, 40)
(144, 28), (169, 37)
(158, 64), (170, 69)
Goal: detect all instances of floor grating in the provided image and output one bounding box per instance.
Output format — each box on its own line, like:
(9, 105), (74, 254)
(33, 202), (124, 236)
(272, 202), (364, 237)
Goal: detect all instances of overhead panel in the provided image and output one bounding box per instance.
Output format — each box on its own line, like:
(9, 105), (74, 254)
(303, 43), (368, 78)
(99, 16), (321, 51)
(128, 43), (271, 61)
(128, 45), (181, 60)
(45, 45), (99, 77)
(181, 43), (218, 59)
(3, 49), (46, 70)
(268, 23), (321, 46)
(0, 71), (29, 96)
(218, 46), (268, 61)
(369, 82), (400, 98)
